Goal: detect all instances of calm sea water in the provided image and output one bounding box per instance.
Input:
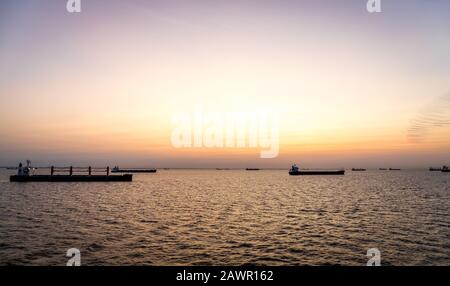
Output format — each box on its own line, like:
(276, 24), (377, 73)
(0, 169), (448, 266)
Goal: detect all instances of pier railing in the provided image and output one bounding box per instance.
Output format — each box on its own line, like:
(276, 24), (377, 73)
(50, 166), (111, 176)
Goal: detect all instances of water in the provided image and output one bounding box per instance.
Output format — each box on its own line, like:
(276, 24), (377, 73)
(0, 169), (449, 266)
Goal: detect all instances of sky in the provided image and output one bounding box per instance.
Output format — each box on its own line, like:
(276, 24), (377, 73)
(0, 0), (449, 168)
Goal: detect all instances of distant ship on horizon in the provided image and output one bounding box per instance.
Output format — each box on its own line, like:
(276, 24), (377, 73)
(429, 167), (442, 171)
(111, 166), (157, 173)
(289, 164), (345, 176)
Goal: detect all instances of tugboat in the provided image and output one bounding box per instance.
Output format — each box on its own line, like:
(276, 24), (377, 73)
(289, 164), (345, 176)
(442, 166), (449, 173)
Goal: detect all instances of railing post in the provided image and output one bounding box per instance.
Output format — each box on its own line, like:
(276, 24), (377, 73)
(51, 166), (54, 176)
(70, 166), (73, 176)
(89, 166), (92, 176)
(106, 166), (110, 176)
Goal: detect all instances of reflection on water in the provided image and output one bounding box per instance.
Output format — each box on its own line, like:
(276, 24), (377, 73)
(0, 169), (449, 266)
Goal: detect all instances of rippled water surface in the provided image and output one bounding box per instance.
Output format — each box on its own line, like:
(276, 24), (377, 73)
(0, 169), (449, 266)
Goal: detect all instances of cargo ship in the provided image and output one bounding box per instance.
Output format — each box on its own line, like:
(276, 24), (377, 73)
(111, 166), (157, 173)
(289, 164), (345, 176)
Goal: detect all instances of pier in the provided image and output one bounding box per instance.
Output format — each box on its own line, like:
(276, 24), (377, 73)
(10, 166), (133, 182)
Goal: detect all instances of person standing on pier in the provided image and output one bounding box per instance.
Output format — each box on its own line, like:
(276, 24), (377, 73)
(17, 162), (23, 176)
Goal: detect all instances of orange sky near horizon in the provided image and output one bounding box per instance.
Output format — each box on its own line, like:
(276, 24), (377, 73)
(0, 1), (449, 167)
